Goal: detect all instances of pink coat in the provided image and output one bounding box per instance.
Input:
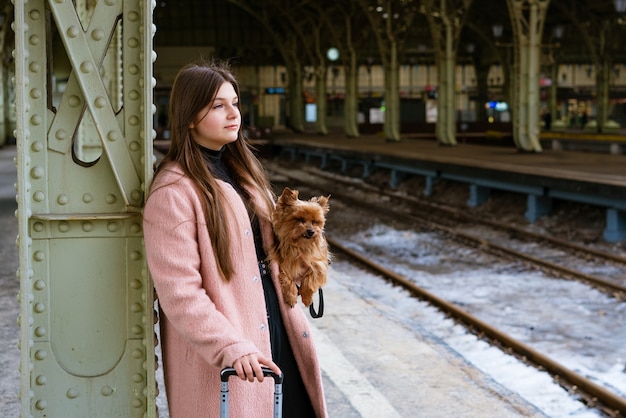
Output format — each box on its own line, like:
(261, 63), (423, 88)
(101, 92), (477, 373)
(143, 163), (327, 418)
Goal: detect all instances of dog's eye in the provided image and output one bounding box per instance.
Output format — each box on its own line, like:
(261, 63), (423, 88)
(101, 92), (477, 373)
(312, 221), (320, 226)
(296, 217), (305, 223)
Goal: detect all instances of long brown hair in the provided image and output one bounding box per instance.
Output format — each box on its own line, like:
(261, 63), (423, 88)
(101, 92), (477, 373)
(153, 61), (274, 280)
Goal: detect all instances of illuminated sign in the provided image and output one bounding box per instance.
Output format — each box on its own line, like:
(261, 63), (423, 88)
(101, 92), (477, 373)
(265, 87), (285, 94)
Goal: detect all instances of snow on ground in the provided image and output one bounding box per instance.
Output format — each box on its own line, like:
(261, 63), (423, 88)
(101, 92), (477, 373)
(331, 223), (626, 417)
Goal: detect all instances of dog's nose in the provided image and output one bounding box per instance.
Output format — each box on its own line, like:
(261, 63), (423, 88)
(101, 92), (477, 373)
(305, 229), (315, 238)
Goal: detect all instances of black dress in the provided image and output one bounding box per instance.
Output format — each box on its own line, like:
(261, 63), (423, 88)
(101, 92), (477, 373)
(201, 146), (315, 418)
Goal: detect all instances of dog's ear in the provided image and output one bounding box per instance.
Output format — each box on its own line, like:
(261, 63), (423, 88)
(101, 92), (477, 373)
(316, 195), (330, 213)
(278, 187), (299, 205)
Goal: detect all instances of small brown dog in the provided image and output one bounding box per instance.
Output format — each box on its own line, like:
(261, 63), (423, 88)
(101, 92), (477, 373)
(269, 187), (331, 308)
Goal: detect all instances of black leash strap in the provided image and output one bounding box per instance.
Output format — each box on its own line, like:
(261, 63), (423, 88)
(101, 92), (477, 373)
(309, 288), (324, 318)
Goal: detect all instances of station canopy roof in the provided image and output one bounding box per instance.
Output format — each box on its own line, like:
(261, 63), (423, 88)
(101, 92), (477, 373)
(153, 0), (626, 68)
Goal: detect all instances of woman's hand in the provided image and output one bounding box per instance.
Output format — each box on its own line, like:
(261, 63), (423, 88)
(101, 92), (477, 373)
(232, 353), (281, 382)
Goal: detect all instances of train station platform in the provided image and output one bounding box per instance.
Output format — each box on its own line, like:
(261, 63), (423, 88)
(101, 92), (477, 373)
(0, 142), (553, 416)
(269, 131), (626, 242)
(3, 141), (621, 416)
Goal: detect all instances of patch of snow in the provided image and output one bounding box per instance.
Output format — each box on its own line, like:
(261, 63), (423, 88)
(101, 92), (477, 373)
(332, 223), (626, 416)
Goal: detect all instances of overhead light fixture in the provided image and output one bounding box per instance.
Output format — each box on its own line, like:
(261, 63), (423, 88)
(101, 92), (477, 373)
(326, 48), (339, 62)
(615, 0), (626, 13)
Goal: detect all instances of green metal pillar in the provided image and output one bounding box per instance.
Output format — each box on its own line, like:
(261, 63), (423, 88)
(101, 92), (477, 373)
(508, 0), (548, 152)
(0, 4), (11, 148)
(426, 0), (470, 146)
(439, 7), (457, 146)
(14, 1), (156, 416)
(0, 36), (5, 148)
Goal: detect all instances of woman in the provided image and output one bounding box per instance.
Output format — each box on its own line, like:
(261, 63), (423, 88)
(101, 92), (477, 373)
(143, 61), (327, 417)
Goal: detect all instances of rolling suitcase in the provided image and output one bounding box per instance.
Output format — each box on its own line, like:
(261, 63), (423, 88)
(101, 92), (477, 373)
(220, 367), (284, 418)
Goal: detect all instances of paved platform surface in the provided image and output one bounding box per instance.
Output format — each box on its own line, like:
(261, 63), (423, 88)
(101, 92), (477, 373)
(270, 132), (626, 187)
(0, 143), (543, 417)
(306, 265), (545, 417)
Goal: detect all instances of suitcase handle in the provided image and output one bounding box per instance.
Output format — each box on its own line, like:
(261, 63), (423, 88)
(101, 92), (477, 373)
(220, 367), (284, 418)
(220, 366), (284, 384)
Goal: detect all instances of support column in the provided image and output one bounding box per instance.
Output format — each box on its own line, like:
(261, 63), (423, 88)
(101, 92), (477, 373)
(14, 1), (157, 416)
(426, 0), (467, 146)
(508, 0), (549, 152)
(0, 5), (10, 147)
(0, 47), (5, 147)
(604, 209), (626, 242)
(424, 176), (435, 197)
(441, 1), (457, 146)
(467, 184), (490, 207)
(525, 194), (552, 222)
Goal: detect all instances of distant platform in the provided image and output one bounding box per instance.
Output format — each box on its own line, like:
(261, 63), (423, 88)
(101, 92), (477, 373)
(269, 132), (626, 241)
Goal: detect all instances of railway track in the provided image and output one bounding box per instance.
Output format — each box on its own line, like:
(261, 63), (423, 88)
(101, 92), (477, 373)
(267, 160), (626, 417)
(328, 238), (626, 417)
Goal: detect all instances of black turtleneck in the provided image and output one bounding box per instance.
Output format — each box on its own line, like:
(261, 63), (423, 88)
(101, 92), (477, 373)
(199, 146), (267, 262)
